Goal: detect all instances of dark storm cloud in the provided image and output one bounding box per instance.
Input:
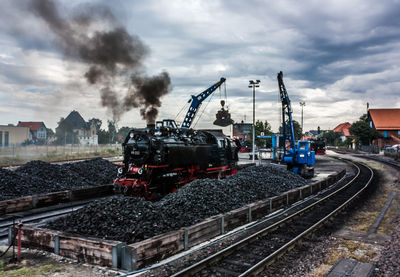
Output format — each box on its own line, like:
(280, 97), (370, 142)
(0, 1), (56, 52)
(267, 2), (400, 87)
(291, 33), (400, 86)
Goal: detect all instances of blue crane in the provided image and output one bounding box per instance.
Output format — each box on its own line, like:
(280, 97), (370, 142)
(277, 71), (315, 177)
(181, 78), (226, 128)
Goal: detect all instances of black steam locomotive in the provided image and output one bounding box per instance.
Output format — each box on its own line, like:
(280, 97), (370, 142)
(310, 139), (326, 155)
(113, 123), (238, 199)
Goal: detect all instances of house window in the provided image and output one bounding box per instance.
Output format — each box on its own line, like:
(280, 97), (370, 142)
(398, 130), (400, 135)
(383, 130), (388, 138)
(5, 131), (9, 147)
(0, 131), (2, 147)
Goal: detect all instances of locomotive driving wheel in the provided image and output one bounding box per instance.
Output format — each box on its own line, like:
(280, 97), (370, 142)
(123, 185), (132, 196)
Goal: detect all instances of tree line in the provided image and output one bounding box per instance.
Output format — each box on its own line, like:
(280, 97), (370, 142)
(252, 113), (378, 149)
(53, 118), (131, 145)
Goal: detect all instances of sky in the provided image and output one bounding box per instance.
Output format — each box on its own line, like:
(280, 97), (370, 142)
(0, 0), (399, 134)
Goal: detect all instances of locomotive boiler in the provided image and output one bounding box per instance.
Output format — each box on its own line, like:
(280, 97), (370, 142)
(113, 124), (238, 199)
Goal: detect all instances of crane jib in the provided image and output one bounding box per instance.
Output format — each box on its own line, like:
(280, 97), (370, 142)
(181, 78), (226, 129)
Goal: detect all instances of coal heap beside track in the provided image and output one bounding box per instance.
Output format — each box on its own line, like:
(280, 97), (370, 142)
(0, 158), (117, 200)
(62, 158), (117, 185)
(47, 164), (308, 244)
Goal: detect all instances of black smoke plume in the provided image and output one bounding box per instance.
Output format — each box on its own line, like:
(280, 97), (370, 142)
(30, 0), (171, 123)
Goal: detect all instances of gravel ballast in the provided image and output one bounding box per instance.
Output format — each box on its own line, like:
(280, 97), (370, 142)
(0, 158), (117, 200)
(375, 218), (400, 276)
(47, 164), (309, 244)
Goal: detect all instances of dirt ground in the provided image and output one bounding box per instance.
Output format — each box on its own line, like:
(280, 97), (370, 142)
(305, 153), (400, 277)
(0, 247), (121, 277)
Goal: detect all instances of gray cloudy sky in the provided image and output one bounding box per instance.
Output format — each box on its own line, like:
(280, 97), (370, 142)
(0, 0), (399, 133)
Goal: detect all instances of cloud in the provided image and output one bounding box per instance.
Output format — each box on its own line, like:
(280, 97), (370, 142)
(0, 0), (399, 133)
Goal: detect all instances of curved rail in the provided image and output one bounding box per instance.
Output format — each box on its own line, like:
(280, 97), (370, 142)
(172, 160), (374, 276)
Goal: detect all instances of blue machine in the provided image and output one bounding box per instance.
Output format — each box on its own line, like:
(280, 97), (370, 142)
(181, 78), (226, 128)
(156, 78), (227, 129)
(257, 134), (282, 161)
(277, 71), (315, 178)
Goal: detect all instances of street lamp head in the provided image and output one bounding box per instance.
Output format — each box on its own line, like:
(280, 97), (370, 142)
(249, 80), (260, 87)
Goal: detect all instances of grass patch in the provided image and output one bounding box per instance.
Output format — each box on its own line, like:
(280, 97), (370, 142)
(0, 264), (61, 277)
(377, 197), (399, 235)
(323, 239), (379, 265)
(348, 185), (391, 232)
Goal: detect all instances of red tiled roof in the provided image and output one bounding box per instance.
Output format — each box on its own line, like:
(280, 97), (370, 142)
(333, 122), (352, 137)
(18, 121), (45, 131)
(369, 109), (400, 130)
(343, 128), (351, 137)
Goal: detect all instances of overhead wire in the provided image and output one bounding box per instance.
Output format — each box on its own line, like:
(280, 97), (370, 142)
(224, 81), (227, 107)
(174, 100), (190, 126)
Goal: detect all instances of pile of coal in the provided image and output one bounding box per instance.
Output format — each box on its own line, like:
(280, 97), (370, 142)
(0, 168), (33, 200)
(47, 164), (308, 243)
(62, 158), (117, 185)
(15, 160), (96, 188)
(0, 158), (117, 200)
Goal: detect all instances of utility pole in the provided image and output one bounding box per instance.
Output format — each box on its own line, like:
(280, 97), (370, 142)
(249, 80), (260, 163)
(300, 101), (306, 134)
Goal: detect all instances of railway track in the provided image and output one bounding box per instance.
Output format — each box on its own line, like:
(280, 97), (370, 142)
(170, 160), (374, 277)
(330, 148), (400, 169)
(0, 199), (92, 242)
(358, 155), (400, 169)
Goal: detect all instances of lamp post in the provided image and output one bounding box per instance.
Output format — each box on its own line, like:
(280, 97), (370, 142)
(300, 101), (305, 134)
(249, 79), (260, 163)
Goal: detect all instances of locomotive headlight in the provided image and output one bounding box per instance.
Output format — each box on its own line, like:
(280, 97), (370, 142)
(130, 132), (134, 138)
(299, 154), (305, 158)
(138, 168), (143, 175)
(118, 167), (123, 174)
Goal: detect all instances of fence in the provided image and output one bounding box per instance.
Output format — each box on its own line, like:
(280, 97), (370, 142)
(0, 144), (121, 159)
(358, 145), (380, 154)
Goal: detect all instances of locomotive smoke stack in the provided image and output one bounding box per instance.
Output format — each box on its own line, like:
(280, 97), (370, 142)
(146, 123), (155, 129)
(29, 0), (171, 122)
